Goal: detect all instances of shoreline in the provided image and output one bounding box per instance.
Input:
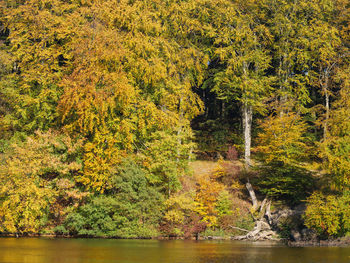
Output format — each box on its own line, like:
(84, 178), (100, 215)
(1, 233), (349, 247)
(287, 238), (350, 247)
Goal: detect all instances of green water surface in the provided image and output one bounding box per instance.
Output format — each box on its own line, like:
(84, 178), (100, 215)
(0, 238), (349, 263)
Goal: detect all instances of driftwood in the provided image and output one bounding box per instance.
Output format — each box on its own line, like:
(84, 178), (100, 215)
(229, 226), (250, 233)
(246, 182), (258, 212)
(232, 220), (278, 241)
(265, 200), (272, 225)
(231, 183), (278, 241)
(260, 197), (267, 213)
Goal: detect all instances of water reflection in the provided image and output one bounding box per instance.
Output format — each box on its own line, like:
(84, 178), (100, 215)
(0, 238), (349, 263)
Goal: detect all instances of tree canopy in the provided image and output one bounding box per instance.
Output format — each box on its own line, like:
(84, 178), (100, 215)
(0, 0), (349, 239)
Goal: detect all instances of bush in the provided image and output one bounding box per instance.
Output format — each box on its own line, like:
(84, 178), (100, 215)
(60, 158), (163, 238)
(226, 146), (238, 161)
(304, 191), (350, 238)
(253, 162), (315, 205)
(0, 130), (83, 233)
(215, 190), (233, 217)
(62, 196), (119, 237)
(161, 192), (206, 238)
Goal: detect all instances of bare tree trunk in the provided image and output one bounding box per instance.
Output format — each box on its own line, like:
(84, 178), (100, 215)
(232, 187), (278, 241)
(265, 199), (272, 225)
(242, 101), (252, 168)
(320, 66), (333, 141)
(260, 197), (268, 214)
(241, 60), (253, 169)
(246, 182), (258, 212)
(323, 76), (329, 140)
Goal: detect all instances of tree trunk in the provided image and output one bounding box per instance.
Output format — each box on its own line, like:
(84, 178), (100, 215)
(324, 83), (329, 140)
(232, 187), (278, 241)
(242, 101), (252, 168)
(221, 101), (225, 118)
(246, 182), (258, 212)
(320, 67), (331, 141)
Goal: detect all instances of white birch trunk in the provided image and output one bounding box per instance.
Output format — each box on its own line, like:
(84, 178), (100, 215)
(319, 66), (332, 141)
(243, 101), (252, 168)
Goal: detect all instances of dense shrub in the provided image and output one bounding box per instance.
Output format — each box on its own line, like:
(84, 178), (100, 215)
(0, 130), (83, 233)
(253, 163), (315, 205)
(226, 146), (239, 161)
(304, 191), (350, 238)
(161, 192), (205, 237)
(59, 158), (163, 238)
(304, 192), (350, 238)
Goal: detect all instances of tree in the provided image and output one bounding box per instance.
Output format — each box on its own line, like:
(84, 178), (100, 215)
(320, 65), (350, 189)
(62, 158), (163, 238)
(142, 130), (194, 196)
(306, 0), (342, 140)
(304, 191), (350, 238)
(264, 0), (312, 112)
(256, 110), (310, 166)
(205, 0), (272, 167)
(56, 0), (205, 193)
(0, 130), (83, 233)
(1, 0), (76, 133)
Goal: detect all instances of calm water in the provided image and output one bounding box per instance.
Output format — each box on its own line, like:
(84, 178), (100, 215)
(0, 238), (349, 263)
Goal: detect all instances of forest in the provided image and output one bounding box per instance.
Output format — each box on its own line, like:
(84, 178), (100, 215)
(0, 0), (349, 241)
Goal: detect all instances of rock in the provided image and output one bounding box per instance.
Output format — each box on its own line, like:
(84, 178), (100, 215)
(291, 230), (302, 241)
(300, 228), (317, 241)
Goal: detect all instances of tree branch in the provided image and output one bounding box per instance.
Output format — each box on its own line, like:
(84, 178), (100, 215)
(229, 226), (250, 232)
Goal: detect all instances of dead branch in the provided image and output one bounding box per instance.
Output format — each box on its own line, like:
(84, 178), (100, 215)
(229, 226), (250, 233)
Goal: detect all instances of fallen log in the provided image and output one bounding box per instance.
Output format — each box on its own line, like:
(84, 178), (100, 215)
(231, 183), (279, 241)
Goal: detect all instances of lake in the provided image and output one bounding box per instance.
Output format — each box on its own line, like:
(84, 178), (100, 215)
(0, 238), (349, 263)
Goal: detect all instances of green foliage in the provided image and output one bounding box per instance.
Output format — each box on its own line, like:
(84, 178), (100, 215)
(61, 158), (163, 238)
(110, 158), (164, 237)
(205, 0), (273, 112)
(253, 163), (315, 205)
(320, 65), (350, 189)
(0, 0), (349, 238)
(62, 196), (119, 237)
(143, 130), (194, 196)
(304, 191), (350, 238)
(215, 190), (233, 217)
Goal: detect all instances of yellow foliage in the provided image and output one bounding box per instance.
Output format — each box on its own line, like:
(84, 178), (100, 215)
(80, 127), (123, 193)
(320, 65), (350, 188)
(212, 160), (226, 179)
(164, 192), (199, 225)
(256, 110), (309, 165)
(0, 174), (55, 233)
(0, 130), (83, 233)
(52, 178), (89, 223)
(195, 173), (225, 227)
(206, 160), (243, 190)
